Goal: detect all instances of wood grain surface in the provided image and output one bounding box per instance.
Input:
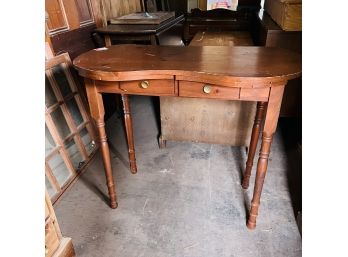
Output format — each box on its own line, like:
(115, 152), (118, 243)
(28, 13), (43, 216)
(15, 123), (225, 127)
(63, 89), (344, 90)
(73, 45), (302, 83)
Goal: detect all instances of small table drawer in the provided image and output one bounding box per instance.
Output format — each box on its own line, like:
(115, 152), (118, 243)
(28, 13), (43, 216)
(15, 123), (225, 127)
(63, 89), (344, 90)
(120, 79), (175, 96)
(179, 81), (240, 100)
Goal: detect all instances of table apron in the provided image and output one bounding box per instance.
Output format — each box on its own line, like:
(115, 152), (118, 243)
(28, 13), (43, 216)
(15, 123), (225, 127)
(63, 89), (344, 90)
(94, 79), (271, 102)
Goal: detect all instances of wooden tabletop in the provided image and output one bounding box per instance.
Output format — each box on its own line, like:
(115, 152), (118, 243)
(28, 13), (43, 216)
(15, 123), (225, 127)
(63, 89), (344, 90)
(73, 44), (301, 84)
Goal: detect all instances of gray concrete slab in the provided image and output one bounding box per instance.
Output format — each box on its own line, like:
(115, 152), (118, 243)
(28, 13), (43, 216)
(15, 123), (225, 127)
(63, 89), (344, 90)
(55, 96), (301, 257)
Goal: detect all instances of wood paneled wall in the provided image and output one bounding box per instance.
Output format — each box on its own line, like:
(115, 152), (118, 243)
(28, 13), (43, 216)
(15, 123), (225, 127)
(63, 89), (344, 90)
(97, 0), (143, 26)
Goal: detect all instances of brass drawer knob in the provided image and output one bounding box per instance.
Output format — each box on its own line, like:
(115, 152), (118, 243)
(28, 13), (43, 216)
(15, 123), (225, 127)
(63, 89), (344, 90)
(139, 80), (149, 89)
(203, 85), (212, 94)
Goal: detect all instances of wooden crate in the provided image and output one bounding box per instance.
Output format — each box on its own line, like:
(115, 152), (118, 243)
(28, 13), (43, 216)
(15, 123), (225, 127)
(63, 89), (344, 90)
(160, 97), (256, 146)
(160, 31), (256, 147)
(264, 0), (302, 31)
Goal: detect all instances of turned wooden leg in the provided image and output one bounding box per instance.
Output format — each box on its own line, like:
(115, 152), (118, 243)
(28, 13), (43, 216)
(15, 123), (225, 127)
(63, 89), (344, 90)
(121, 95), (137, 174)
(247, 85), (285, 230)
(247, 133), (273, 229)
(242, 102), (267, 189)
(96, 119), (118, 208)
(85, 78), (117, 209)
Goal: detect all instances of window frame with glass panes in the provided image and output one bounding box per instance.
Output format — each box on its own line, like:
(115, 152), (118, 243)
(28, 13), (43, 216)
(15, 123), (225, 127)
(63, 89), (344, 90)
(45, 52), (98, 203)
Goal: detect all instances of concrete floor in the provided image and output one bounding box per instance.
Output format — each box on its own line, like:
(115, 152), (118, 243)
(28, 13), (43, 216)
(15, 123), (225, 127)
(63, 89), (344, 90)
(55, 96), (302, 257)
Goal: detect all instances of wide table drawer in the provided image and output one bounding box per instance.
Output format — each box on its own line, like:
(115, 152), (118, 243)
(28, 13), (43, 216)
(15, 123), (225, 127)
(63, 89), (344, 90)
(120, 79), (175, 96)
(179, 81), (240, 100)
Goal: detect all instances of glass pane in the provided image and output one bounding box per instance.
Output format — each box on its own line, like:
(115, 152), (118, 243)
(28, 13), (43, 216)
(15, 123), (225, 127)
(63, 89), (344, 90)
(45, 125), (56, 156)
(52, 64), (72, 96)
(50, 107), (70, 139)
(66, 97), (84, 126)
(45, 175), (57, 198)
(65, 138), (84, 169)
(48, 153), (72, 187)
(80, 127), (95, 155)
(45, 75), (58, 107)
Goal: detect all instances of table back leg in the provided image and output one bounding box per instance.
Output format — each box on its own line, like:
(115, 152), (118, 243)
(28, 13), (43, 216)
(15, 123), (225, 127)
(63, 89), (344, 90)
(242, 101), (267, 189)
(121, 94), (137, 174)
(247, 85), (285, 229)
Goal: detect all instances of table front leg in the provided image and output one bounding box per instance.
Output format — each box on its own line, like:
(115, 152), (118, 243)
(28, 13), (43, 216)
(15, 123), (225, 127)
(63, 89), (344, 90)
(121, 94), (137, 174)
(247, 85), (285, 229)
(242, 102), (267, 189)
(85, 79), (117, 208)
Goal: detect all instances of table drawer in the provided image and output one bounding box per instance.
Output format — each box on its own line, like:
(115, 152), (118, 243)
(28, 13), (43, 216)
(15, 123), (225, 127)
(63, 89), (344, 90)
(119, 79), (175, 96)
(179, 81), (240, 100)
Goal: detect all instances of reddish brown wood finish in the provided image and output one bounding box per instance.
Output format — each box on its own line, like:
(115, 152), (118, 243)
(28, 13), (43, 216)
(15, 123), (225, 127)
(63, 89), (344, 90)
(247, 85), (285, 229)
(73, 45), (301, 229)
(73, 45), (301, 83)
(240, 88), (270, 102)
(84, 78), (117, 208)
(120, 79), (175, 96)
(121, 95), (137, 174)
(242, 102), (267, 189)
(179, 81), (240, 100)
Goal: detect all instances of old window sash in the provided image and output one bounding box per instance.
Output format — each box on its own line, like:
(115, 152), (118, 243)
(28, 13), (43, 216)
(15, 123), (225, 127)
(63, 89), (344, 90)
(45, 52), (98, 203)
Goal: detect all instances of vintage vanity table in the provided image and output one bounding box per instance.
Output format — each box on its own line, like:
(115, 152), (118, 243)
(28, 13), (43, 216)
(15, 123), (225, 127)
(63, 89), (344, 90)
(73, 44), (301, 229)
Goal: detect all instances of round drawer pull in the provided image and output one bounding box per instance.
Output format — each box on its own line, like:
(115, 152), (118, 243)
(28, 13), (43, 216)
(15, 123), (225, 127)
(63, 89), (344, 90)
(139, 80), (149, 89)
(203, 85), (212, 94)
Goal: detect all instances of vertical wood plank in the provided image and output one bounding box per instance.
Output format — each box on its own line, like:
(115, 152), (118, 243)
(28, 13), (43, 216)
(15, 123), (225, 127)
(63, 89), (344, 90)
(89, 0), (105, 27)
(45, 0), (68, 31)
(76, 0), (93, 24)
(61, 0), (81, 30)
(101, 0), (143, 20)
